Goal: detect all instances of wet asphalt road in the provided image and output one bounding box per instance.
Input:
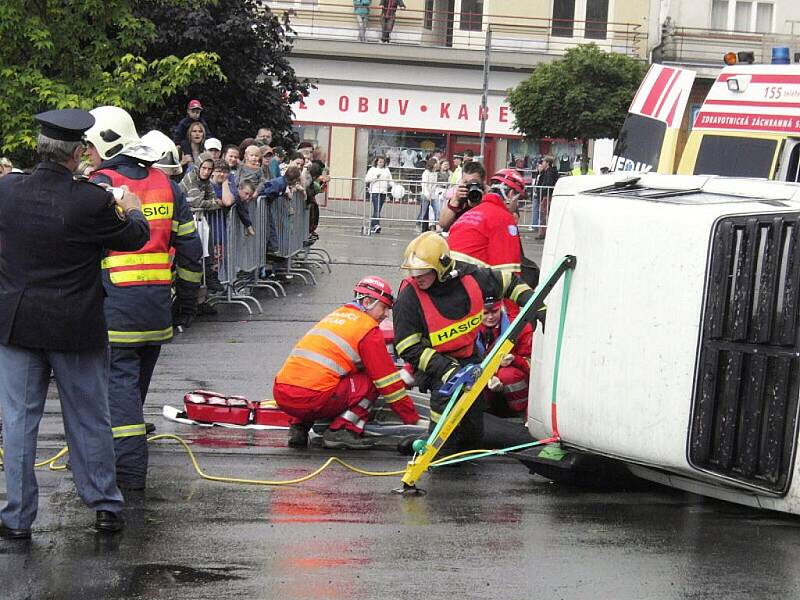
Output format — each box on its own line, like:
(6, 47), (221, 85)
(3, 224), (800, 600)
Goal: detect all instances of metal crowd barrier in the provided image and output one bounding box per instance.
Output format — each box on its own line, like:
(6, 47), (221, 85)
(323, 176), (557, 236)
(190, 187), (334, 315)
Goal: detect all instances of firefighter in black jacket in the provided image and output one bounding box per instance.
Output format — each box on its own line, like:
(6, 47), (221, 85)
(85, 106), (203, 491)
(393, 232), (535, 450)
(0, 109), (150, 539)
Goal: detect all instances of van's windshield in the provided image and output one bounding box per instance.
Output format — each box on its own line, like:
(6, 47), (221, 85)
(694, 135), (777, 178)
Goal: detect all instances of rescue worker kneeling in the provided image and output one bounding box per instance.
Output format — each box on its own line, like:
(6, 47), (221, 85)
(393, 232), (536, 451)
(478, 295), (533, 420)
(273, 277), (422, 449)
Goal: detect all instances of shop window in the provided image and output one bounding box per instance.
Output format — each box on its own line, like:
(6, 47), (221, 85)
(459, 0), (483, 32)
(552, 0), (576, 37)
(585, 0), (609, 40)
(362, 129), (447, 175)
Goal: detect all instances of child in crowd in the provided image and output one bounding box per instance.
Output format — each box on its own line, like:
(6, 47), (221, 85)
(238, 144), (268, 196)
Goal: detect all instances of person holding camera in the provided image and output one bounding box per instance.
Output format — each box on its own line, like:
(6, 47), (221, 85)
(447, 168), (529, 319)
(437, 160), (487, 232)
(447, 168), (526, 276)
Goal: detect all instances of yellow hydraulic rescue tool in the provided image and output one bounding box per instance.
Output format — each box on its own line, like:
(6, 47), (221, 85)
(395, 255), (576, 495)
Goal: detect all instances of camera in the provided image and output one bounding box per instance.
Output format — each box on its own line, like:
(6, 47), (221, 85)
(465, 181), (483, 205)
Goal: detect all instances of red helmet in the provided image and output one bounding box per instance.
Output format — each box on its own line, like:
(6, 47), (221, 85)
(354, 276), (395, 308)
(490, 168), (526, 199)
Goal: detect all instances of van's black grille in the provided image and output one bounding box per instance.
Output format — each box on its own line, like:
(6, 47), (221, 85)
(690, 214), (800, 494)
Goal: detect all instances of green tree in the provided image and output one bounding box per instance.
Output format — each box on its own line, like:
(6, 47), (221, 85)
(0, 0), (223, 166)
(507, 44), (646, 162)
(134, 0), (311, 150)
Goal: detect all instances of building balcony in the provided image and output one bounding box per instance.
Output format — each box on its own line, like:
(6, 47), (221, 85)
(264, 1), (645, 71)
(658, 25), (800, 78)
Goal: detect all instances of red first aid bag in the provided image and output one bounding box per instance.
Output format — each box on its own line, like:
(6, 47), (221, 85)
(184, 390), (253, 425)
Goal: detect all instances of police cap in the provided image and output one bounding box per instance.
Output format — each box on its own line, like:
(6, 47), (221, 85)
(34, 109), (95, 142)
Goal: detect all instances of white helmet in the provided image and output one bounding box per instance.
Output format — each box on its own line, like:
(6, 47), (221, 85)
(141, 130), (182, 175)
(85, 106), (160, 162)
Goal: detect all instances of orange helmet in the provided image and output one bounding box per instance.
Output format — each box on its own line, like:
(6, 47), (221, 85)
(354, 276), (394, 308)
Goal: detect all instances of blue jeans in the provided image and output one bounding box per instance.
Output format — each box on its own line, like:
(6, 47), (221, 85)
(416, 197), (432, 230)
(0, 343), (123, 529)
(370, 193), (386, 227)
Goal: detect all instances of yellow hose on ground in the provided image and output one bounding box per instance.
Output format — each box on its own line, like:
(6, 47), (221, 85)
(0, 434), (495, 486)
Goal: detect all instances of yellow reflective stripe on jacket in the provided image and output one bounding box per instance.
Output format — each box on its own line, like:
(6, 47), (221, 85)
(108, 326), (174, 344)
(112, 423), (147, 439)
(449, 251), (488, 267)
(176, 266), (202, 283)
(102, 252), (170, 269)
(501, 270), (512, 293)
(373, 371), (401, 388)
(109, 268), (173, 285)
(382, 388), (407, 404)
(395, 333), (422, 355)
(510, 282), (532, 303)
(492, 262), (521, 274)
(172, 220), (196, 236)
(419, 347), (436, 372)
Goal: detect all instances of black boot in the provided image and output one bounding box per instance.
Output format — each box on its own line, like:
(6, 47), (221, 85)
(287, 423), (311, 448)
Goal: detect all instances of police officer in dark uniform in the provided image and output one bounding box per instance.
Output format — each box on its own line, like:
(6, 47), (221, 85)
(0, 109), (150, 540)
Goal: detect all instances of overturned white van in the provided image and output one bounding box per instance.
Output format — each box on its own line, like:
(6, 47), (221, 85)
(527, 172), (800, 513)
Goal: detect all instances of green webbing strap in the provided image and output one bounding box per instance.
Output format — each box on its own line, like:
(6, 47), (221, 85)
(426, 255), (576, 445)
(430, 260), (575, 468)
(551, 266), (573, 426)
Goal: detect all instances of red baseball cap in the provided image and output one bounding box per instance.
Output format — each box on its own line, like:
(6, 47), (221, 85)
(187, 99), (203, 110)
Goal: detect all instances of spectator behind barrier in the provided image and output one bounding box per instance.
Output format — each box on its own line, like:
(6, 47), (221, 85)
(269, 147), (286, 179)
(180, 152), (218, 211)
(233, 179), (257, 237)
(204, 138), (222, 161)
(239, 145), (267, 196)
(238, 137), (256, 161)
(173, 99), (211, 144)
(255, 127), (273, 147)
(180, 121), (207, 169)
(223, 145), (240, 174)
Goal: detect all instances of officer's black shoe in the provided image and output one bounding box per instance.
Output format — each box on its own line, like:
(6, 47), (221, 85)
(95, 511), (124, 534)
(287, 424), (310, 448)
(145, 422), (156, 435)
(0, 522), (31, 540)
(397, 434), (426, 456)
